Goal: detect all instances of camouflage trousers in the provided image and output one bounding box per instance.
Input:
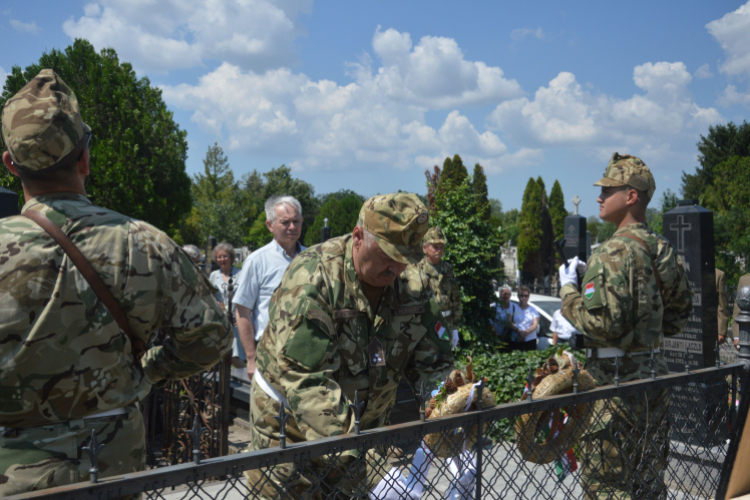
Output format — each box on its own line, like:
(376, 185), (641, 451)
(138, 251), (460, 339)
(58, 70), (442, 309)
(0, 406), (145, 498)
(245, 381), (391, 499)
(581, 353), (670, 500)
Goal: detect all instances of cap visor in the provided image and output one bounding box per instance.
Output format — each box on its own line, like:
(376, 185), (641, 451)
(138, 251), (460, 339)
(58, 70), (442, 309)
(593, 177), (626, 187)
(377, 239), (422, 265)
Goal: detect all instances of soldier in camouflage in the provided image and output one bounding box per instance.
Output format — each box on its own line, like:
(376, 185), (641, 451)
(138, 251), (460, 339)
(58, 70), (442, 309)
(246, 193), (454, 499)
(406, 226), (462, 350)
(0, 69), (232, 496)
(559, 153), (692, 500)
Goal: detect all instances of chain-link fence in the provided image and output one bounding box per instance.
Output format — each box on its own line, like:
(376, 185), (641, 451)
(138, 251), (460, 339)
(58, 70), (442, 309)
(9, 364), (742, 500)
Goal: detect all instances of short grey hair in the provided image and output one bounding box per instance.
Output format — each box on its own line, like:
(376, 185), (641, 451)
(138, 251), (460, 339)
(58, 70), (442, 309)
(211, 242), (235, 264)
(265, 195), (302, 223)
(500, 284), (512, 295)
(356, 222), (378, 249)
(182, 244), (201, 263)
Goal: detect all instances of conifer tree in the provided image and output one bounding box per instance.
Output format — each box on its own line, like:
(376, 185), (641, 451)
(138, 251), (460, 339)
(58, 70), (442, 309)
(472, 163), (491, 221)
(518, 178), (542, 278)
(548, 180), (567, 241)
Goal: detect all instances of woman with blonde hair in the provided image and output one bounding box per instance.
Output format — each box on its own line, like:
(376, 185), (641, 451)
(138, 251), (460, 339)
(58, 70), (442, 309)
(209, 243), (245, 368)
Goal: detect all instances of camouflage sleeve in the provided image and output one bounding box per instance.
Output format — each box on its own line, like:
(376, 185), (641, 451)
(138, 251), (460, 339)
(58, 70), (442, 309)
(560, 242), (635, 345)
(125, 221), (232, 385)
(274, 298), (355, 440)
(404, 297), (455, 393)
(659, 247), (692, 338)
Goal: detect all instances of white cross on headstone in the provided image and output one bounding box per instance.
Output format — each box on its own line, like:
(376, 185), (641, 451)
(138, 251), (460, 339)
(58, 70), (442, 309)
(572, 195), (581, 215)
(324, 217), (329, 228)
(669, 215), (692, 252)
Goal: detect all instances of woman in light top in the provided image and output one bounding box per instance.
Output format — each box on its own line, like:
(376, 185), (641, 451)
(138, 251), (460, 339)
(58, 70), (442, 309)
(512, 285), (540, 351)
(209, 243), (245, 368)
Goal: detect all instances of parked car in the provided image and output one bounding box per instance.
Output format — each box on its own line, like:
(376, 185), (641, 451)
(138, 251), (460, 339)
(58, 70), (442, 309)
(494, 291), (562, 350)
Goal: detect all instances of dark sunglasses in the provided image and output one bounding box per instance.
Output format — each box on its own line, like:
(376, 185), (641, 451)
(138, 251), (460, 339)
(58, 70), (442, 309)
(519, 293), (530, 297)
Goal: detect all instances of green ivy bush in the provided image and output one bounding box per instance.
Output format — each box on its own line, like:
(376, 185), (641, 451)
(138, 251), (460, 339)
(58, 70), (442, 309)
(456, 345), (585, 441)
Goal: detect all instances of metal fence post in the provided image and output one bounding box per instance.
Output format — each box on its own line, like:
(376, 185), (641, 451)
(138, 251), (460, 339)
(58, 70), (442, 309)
(475, 380), (484, 500)
(82, 429), (105, 484)
(187, 415), (207, 465)
(735, 286), (750, 395)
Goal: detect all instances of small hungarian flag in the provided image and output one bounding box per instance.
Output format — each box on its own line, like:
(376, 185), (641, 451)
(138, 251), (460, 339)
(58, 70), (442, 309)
(555, 448), (578, 481)
(584, 282), (595, 300)
(435, 321), (448, 341)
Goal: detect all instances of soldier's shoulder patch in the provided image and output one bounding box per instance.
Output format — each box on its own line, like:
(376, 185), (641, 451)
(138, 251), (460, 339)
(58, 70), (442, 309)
(581, 264), (607, 310)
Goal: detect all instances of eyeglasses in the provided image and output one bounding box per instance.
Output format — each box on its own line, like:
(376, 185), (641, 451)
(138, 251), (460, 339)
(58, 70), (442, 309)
(519, 294), (530, 298)
(77, 132), (93, 161)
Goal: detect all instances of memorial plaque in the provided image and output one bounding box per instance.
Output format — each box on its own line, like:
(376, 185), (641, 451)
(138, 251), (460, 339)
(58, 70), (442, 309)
(662, 200), (717, 371)
(563, 214), (588, 262)
(0, 187), (18, 219)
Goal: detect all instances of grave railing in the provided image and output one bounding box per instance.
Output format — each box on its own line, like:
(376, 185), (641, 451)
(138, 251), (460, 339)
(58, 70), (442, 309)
(9, 363), (742, 500)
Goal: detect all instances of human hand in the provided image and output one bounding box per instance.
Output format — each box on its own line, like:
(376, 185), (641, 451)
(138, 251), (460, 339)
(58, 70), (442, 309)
(368, 469), (420, 500)
(451, 330), (459, 349)
(246, 358), (256, 380)
(559, 256), (579, 288)
(570, 258), (587, 275)
(719, 335), (726, 345)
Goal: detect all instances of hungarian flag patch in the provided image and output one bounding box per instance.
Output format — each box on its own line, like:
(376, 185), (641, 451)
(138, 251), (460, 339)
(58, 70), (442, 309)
(435, 321), (448, 341)
(584, 282), (595, 300)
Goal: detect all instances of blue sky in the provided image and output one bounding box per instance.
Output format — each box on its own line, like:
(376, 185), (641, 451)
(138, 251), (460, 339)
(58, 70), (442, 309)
(2, 1), (750, 218)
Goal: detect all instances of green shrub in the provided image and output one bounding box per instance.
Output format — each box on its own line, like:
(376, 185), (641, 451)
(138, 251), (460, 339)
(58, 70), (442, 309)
(456, 345), (585, 441)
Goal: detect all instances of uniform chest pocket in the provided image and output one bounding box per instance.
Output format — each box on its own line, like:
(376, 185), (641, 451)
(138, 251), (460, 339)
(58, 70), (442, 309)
(387, 305), (427, 371)
(335, 313), (368, 376)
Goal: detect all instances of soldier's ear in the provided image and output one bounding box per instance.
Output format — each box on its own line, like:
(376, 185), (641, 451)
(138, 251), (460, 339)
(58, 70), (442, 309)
(352, 226), (364, 249)
(2, 151), (19, 177)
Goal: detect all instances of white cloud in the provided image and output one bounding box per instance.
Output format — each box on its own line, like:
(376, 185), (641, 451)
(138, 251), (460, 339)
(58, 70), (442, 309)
(510, 27), (544, 41)
(487, 62), (722, 157)
(0, 66), (7, 91)
(62, 0), (312, 74)
(161, 62), (536, 173)
(707, 1), (750, 105)
(348, 27), (524, 108)
(694, 63), (714, 79)
(707, 1), (750, 77)
(10, 19), (38, 35)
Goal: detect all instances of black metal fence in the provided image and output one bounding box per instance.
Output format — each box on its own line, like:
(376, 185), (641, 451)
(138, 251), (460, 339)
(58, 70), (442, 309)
(9, 364), (741, 500)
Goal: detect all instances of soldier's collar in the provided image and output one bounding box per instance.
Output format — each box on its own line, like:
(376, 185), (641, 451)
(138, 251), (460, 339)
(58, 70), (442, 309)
(612, 222), (649, 237)
(22, 192), (91, 213)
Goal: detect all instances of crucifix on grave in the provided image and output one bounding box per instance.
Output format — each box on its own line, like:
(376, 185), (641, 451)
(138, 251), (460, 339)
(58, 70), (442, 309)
(563, 195), (588, 263)
(320, 217), (331, 243)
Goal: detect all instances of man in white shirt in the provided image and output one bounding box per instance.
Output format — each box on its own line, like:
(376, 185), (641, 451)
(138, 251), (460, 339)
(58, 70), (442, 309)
(550, 308), (581, 346)
(233, 195), (305, 379)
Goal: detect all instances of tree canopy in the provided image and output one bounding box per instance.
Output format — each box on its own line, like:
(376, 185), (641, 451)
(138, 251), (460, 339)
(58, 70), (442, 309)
(548, 180), (567, 241)
(304, 191), (364, 247)
(1, 39), (190, 232)
(472, 164), (490, 221)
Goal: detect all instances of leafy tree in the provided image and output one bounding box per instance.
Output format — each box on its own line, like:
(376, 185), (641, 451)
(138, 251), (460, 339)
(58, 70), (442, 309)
(702, 156), (750, 283)
(536, 177), (555, 275)
(518, 178), (542, 278)
(304, 192), (364, 247)
(431, 178), (502, 347)
(647, 189), (679, 235)
(186, 143), (250, 247)
(501, 208), (520, 246)
(681, 121), (750, 200)
(548, 180), (567, 241)
(472, 164), (491, 221)
(245, 212), (273, 250)
(598, 222), (617, 242)
(0, 39), (190, 232)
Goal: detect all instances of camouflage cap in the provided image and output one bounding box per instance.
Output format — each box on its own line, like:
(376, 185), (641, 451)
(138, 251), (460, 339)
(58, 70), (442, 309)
(1, 69), (91, 171)
(423, 226), (447, 245)
(594, 152), (656, 201)
(358, 192), (430, 264)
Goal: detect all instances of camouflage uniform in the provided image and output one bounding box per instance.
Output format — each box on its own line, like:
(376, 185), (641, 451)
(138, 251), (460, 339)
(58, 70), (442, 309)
(0, 70), (232, 496)
(409, 226), (462, 334)
(561, 153), (692, 500)
(246, 194), (454, 499)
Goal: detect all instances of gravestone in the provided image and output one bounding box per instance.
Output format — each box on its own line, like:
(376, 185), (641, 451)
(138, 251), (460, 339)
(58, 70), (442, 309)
(0, 187), (19, 219)
(662, 200), (725, 448)
(563, 196), (588, 262)
(662, 200), (717, 370)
